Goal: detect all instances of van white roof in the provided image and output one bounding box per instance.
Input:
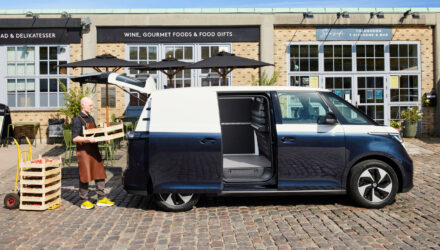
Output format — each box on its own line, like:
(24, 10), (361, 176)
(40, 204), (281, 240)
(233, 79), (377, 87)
(152, 86), (330, 95)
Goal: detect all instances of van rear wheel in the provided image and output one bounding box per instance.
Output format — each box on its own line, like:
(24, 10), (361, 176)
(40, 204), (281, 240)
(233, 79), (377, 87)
(348, 160), (398, 209)
(154, 193), (199, 212)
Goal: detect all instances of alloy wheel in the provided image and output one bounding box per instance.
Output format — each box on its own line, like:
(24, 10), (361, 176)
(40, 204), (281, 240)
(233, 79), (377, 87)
(357, 167), (393, 203)
(158, 193), (194, 206)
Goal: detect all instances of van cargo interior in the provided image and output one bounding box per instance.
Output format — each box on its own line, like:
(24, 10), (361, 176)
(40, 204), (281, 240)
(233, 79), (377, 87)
(218, 95), (273, 182)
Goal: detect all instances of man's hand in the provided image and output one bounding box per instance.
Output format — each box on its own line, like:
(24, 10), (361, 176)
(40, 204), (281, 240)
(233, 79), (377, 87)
(88, 135), (96, 143)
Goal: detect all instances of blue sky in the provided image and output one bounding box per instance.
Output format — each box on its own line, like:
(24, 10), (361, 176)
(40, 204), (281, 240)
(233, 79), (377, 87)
(1, 0), (439, 9)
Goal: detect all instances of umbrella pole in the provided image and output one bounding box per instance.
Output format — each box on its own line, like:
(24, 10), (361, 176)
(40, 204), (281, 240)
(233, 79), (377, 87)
(106, 67), (109, 127)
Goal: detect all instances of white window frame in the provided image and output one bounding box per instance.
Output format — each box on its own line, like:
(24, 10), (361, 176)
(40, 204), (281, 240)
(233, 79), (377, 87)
(0, 44), (70, 111)
(124, 43), (232, 109)
(286, 41), (422, 126)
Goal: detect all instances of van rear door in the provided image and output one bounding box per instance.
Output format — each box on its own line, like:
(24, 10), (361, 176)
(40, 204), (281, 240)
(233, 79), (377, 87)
(149, 89), (223, 193)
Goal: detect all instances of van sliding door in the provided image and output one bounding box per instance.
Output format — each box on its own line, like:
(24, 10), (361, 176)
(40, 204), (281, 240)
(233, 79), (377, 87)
(149, 90), (222, 193)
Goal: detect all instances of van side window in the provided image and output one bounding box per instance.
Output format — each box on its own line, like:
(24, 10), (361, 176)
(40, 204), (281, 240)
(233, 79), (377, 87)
(326, 95), (370, 124)
(278, 92), (328, 124)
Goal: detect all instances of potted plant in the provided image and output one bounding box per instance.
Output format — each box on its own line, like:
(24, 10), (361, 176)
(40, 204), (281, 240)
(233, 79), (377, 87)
(400, 106), (423, 138)
(390, 120), (403, 134)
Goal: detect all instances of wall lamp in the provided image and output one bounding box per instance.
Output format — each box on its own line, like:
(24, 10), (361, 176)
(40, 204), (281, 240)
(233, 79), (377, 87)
(25, 11), (35, 18)
(337, 11), (349, 18)
(61, 11), (70, 18)
(303, 12), (314, 18)
(370, 11), (384, 19)
(81, 17), (92, 30)
(404, 10), (420, 19)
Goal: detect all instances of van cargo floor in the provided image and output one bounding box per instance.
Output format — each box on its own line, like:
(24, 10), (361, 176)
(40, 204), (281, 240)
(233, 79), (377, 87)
(223, 155), (271, 181)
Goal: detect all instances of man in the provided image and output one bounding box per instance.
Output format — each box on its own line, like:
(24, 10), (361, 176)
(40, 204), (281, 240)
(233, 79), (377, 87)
(71, 97), (114, 209)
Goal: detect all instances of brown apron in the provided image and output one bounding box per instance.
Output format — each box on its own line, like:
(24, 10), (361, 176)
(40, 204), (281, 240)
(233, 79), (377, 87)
(76, 116), (107, 183)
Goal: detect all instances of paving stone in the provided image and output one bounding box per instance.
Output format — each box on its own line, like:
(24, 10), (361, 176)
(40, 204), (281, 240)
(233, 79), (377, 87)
(1, 139), (439, 249)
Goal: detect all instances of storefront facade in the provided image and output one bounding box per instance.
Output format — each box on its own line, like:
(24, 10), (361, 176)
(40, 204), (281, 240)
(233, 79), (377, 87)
(0, 8), (439, 140)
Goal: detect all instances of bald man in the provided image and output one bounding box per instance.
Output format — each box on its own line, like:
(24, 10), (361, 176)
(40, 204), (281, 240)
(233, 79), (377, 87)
(71, 97), (114, 209)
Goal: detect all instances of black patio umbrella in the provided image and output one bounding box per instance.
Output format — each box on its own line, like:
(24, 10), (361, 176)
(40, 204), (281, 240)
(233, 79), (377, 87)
(58, 54), (144, 126)
(187, 51), (273, 86)
(144, 56), (192, 88)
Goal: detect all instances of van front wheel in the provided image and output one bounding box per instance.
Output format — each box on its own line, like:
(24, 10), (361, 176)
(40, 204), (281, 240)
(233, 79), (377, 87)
(348, 160), (398, 209)
(154, 193), (199, 212)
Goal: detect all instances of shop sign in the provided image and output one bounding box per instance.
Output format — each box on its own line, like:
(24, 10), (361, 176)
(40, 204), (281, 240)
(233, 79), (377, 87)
(97, 26), (260, 43)
(317, 27), (392, 41)
(0, 28), (81, 44)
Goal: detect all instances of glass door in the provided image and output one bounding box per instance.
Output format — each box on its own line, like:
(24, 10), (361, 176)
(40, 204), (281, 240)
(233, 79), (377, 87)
(323, 76), (353, 103)
(355, 76), (388, 125)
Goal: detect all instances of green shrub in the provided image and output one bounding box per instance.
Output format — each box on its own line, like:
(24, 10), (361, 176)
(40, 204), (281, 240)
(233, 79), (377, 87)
(400, 106), (423, 123)
(251, 70), (280, 86)
(59, 80), (91, 126)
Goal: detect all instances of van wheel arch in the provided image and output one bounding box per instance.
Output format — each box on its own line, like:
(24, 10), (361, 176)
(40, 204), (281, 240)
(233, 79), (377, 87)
(347, 156), (403, 193)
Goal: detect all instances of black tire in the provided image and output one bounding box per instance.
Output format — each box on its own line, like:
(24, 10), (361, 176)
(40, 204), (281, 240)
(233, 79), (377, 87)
(4, 193), (20, 209)
(154, 193), (199, 212)
(348, 160), (399, 209)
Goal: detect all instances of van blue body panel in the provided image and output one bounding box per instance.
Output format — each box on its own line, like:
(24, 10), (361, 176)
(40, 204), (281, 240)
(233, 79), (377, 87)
(277, 131), (346, 190)
(123, 134), (150, 193)
(343, 133), (413, 192)
(149, 132), (223, 193)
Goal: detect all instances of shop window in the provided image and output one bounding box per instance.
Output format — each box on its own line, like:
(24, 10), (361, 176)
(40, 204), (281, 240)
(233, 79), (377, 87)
(357, 77), (384, 104)
(101, 87), (116, 108)
(40, 78), (67, 108)
(390, 106), (417, 121)
(290, 45), (318, 72)
(324, 45), (352, 71)
(390, 75), (418, 102)
(162, 45), (194, 88)
(290, 76), (311, 87)
(129, 91), (147, 107)
(325, 77), (352, 100)
(390, 44), (418, 71)
(128, 45), (158, 75)
(356, 45), (384, 71)
(357, 77), (385, 125)
(199, 45), (231, 86)
(358, 105), (384, 125)
(39, 46), (67, 75)
(7, 45), (68, 109)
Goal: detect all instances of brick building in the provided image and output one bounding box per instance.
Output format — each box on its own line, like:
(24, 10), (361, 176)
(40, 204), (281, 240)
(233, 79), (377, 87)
(0, 8), (439, 141)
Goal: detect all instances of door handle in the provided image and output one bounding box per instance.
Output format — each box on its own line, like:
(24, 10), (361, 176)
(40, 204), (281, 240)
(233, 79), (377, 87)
(200, 138), (217, 144)
(281, 136), (296, 143)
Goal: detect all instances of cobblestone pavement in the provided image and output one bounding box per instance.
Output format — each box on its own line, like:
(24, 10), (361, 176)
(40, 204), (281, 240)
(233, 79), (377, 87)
(0, 138), (439, 249)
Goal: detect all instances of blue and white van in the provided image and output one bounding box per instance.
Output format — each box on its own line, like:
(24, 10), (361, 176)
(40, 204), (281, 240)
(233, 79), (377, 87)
(74, 73), (413, 212)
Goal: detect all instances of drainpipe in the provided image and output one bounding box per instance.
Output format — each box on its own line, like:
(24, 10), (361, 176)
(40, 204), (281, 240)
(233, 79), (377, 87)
(435, 14), (440, 136)
(81, 17), (98, 120)
(260, 15), (275, 83)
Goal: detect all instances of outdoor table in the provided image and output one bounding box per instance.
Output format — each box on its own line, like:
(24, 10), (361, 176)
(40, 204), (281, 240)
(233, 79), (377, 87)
(115, 116), (138, 123)
(7, 122), (42, 146)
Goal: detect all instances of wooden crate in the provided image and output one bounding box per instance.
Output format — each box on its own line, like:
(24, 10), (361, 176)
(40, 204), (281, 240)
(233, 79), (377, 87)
(19, 156), (62, 211)
(82, 123), (124, 142)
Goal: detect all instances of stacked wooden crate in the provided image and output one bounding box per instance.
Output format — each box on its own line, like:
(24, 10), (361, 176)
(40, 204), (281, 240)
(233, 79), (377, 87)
(19, 157), (62, 210)
(83, 123), (124, 142)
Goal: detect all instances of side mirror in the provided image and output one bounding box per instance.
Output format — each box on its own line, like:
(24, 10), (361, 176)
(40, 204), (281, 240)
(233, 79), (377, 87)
(324, 112), (338, 125)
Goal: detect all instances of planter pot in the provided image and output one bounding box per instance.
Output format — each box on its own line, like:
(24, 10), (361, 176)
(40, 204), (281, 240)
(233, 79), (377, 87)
(403, 121), (418, 138)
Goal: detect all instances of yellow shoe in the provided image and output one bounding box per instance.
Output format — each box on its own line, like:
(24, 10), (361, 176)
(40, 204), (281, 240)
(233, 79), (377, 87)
(80, 200), (95, 210)
(96, 197), (114, 207)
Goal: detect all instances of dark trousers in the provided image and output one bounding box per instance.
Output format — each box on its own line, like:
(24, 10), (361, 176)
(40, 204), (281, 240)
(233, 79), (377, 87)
(79, 179), (105, 201)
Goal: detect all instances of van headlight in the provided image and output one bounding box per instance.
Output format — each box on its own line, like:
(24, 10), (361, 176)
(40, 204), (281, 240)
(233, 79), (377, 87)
(391, 133), (404, 144)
